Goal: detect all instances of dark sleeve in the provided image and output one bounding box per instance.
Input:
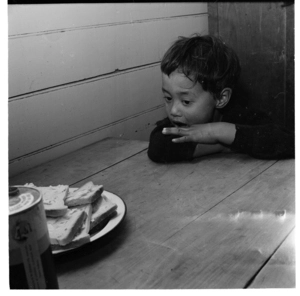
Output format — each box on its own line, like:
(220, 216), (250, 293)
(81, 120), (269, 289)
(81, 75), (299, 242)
(147, 118), (197, 163)
(230, 124), (295, 159)
(223, 104), (295, 159)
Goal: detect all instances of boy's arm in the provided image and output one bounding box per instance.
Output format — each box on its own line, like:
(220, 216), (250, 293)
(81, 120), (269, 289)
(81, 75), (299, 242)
(231, 123), (294, 159)
(162, 122), (235, 158)
(147, 118), (197, 163)
(148, 120), (234, 162)
(192, 143), (230, 158)
(162, 122), (236, 145)
(163, 122), (295, 159)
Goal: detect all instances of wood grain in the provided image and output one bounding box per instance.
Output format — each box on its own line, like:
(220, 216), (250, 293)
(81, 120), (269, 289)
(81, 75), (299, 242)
(207, 2), (218, 36)
(9, 138), (148, 186)
(47, 140), (292, 288)
(54, 152), (294, 288)
(215, 2), (287, 125)
(149, 159), (295, 288)
(11, 138), (294, 288)
(248, 228), (295, 288)
(285, 4), (295, 130)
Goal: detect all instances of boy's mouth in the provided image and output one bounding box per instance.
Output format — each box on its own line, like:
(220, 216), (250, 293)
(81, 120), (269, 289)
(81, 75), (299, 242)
(172, 121), (189, 128)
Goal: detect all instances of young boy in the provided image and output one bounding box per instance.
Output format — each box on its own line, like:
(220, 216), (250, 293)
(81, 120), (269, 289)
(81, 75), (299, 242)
(147, 34), (294, 163)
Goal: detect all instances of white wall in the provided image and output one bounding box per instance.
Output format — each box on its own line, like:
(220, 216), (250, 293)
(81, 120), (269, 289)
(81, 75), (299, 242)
(8, 3), (208, 176)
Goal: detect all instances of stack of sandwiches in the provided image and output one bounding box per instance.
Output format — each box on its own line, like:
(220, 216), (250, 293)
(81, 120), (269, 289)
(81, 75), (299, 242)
(24, 181), (118, 250)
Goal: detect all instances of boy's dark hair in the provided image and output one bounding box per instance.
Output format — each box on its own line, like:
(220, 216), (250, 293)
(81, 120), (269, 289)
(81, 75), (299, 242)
(161, 34), (241, 98)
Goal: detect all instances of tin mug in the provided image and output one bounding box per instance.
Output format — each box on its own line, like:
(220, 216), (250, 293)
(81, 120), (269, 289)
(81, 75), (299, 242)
(9, 186), (59, 289)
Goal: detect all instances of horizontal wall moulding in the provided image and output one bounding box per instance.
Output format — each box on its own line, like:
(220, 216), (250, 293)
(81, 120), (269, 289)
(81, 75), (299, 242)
(9, 104), (164, 164)
(9, 13), (207, 39)
(9, 62), (161, 102)
(9, 14), (207, 97)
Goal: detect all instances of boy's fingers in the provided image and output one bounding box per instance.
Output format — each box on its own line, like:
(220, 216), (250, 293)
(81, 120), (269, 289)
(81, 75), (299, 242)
(162, 127), (175, 134)
(172, 136), (190, 143)
(162, 127), (188, 135)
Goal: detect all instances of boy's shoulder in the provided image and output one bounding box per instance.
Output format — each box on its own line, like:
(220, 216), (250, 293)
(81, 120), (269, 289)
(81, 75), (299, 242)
(222, 103), (273, 126)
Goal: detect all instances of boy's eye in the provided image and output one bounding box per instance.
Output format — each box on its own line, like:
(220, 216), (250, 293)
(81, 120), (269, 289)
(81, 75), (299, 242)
(164, 96), (172, 102)
(182, 100), (191, 106)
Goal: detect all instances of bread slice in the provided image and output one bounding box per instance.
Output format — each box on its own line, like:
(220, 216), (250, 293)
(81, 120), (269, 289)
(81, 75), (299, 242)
(90, 193), (118, 232)
(65, 181), (103, 207)
(47, 208), (86, 246)
(24, 183), (68, 217)
(50, 204), (92, 250)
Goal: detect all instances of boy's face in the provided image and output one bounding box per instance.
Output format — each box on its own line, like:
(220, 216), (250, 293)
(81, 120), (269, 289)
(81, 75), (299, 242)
(162, 69), (216, 127)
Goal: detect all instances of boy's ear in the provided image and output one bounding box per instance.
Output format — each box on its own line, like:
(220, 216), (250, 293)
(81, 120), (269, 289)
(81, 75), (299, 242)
(215, 88), (232, 109)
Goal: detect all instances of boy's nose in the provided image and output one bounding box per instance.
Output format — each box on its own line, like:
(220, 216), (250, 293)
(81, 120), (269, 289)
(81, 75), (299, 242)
(170, 102), (181, 117)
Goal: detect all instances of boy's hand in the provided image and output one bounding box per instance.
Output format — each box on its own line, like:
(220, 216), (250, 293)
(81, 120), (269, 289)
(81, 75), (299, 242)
(162, 122), (236, 145)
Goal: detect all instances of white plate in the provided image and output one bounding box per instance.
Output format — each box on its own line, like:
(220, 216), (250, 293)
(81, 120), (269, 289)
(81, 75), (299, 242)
(52, 190), (126, 255)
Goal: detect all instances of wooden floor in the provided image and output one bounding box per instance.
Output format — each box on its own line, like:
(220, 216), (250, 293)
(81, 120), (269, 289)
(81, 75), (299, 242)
(9, 137), (295, 289)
